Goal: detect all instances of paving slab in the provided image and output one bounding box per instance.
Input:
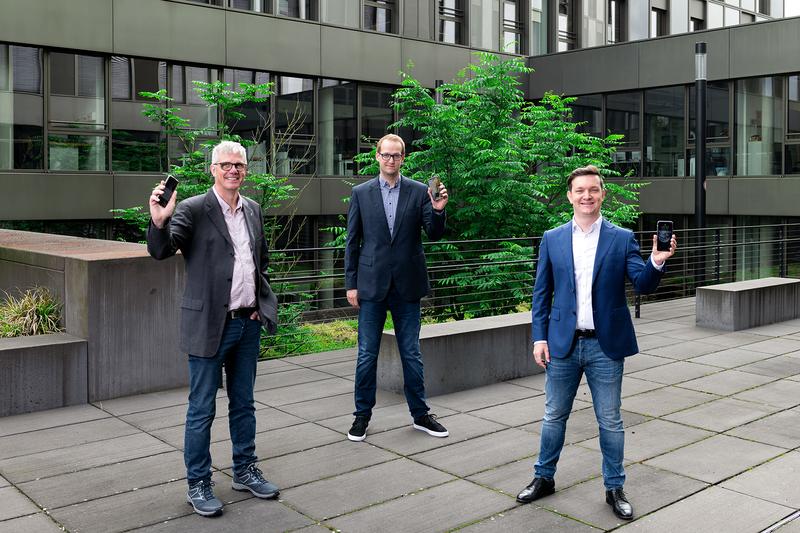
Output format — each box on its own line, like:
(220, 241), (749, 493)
(622, 386), (719, 417)
(460, 503), (600, 532)
(627, 361), (720, 385)
(677, 369), (776, 396)
(690, 346), (776, 368)
(661, 326), (724, 341)
(634, 321), (688, 335)
(635, 334), (685, 352)
(520, 408), (649, 445)
(325, 479), (514, 533)
(0, 417), (140, 460)
(281, 458), (453, 520)
(131, 497), (312, 533)
(17, 451), (185, 509)
(253, 377), (355, 407)
(278, 389), (404, 422)
(725, 409), (800, 449)
(428, 382), (540, 413)
(663, 397), (780, 432)
(721, 451), (800, 509)
(738, 355), (800, 378)
(644, 434), (785, 483)
(209, 422), (342, 468)
(742, 337), (800, 355)
(93, 388), (190, 416)
(305, 360), (357, 378)
(257, 439), (399, 489)
(288, 349), (356, 367)
(505, 372), (546, 391)
(467, 444), (605, 496)
(0, 475), (8, 488)
(469, 394), (552, 427)
(120, 399), (226, 432)
(0, 513), (63, 533)
(48, 471), (247, 533)
(253, 367), (333, 392)
(581, 419), (713, 462)
(743, 323), (800, 337)
(256, 357), (303, 374)
(622, 354), (673, 374)
(620, 376), (666, 397)
(644, 340), (725, 360)
(733, 378), (800, 408)
(0, 404), (109, 438)
(411, 428), (536, 477)
(0, 433), (175, 484)
(0, 486), (40, 521)
(315, 403), (458, 437)
(368, 413), (506, 456)
(615, 486), (792, 533)
(699, 331), (770, 348)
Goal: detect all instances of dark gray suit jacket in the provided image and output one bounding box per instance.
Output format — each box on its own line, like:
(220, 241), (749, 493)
(344, 176), (446, 302)
(147, 189), (278, 357)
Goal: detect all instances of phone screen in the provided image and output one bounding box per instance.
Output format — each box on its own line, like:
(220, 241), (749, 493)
(428, 176), (441, 200)
(158, 175), (179, 207)
(656, 220), (673, 251)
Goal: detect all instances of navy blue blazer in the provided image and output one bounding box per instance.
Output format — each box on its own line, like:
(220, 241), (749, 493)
(344, 176), (446, 302)
(532, 219), (664, 360)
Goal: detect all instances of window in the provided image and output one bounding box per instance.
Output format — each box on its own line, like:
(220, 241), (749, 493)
(606, 92), (641, 176)
(607, 0), (626, 43)
(318, 79), (356, 176)
(320, 0), (358, 27)
(690, 17), (705, 31)
(571, 94), (602, 137)
(689, 81), (731, 177)
(0, 45), (43, 169)
(275, 76), (315, 175)
(757, 0), (770, 15)
(363, 0), (396, 33)
(470, 0), (499, 50)
(529, 0), (546, 55)
(279, 0), (316, 19)
(786, 75), (800, 174)
(229, 0), (270, 12)
(439, 0), (466, 45)
(360, 85), (393, 143)
(735, 77), (782, 175)
(650, 7), (668, 37)
(725, 7), (740, 26)
(502, 1), (524, 53)
(223, 68), (271, 174)
(707, 2), (724, 28)
(645, 87), (684, 177)
(48, 52), (107, 171)
(557, 0), (576, 51)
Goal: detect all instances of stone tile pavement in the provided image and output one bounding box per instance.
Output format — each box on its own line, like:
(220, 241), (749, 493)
(1, 298), (800, 532)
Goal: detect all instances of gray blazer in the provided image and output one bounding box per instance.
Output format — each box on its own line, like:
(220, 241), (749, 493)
(147, 189), (278, 357)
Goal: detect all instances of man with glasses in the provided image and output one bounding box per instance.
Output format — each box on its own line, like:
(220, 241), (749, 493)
(147, 140), (279, 517)
(344, 133), (451, 442)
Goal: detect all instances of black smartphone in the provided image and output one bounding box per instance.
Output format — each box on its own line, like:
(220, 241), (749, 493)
(428, 175), (442, 201)
(656, 220), (673, 251)
(158, 175), (179, 207)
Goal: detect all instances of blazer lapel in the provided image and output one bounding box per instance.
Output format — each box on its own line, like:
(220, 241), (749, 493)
(204, 190), (234, 249)
(369, 177), (392, 241)
(592, 219), (617, 286)
(390, 175), (411, 242)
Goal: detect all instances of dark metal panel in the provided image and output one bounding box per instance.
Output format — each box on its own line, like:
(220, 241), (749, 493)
(560, 43), (639, 96)
(729, 177), (800, 216)
(525, 54), (564, 99)
(320, 26), (402, 84)
(638, 30), (730, 88)
(730, 18), (800, 79)
(402, 40), (473, 88)
(0, 173), (114, 220)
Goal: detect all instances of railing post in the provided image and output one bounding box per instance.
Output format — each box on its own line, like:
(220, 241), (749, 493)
(714, 228), (721, 283)
(779, 224), (787, 278)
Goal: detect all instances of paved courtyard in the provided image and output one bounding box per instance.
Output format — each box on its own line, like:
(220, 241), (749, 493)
(2, 298), (800, 532)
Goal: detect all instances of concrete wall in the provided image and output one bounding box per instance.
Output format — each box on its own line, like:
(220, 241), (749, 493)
(0, 230), (187, 402)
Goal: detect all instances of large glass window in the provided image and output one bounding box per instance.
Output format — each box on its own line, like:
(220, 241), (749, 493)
(689, 81), (731, 177)
(571, 93), (602, 137)
(48, 52), (107, 171)
(363, 0), (395, 33)
(502, 1), (524, 53)
(360, 85), (393, 143)
(0, 45), (43, 169)
(645, 86), (684, 177)
(229, 0), (270, 12)
(320, 0), (358, 27)
(787, 75), (800, 174)
(582, 0), (605, 48)
(650, 7), (668, 37)
(318, 79), (356, 176)
(735, 76), (782, 175)
(439, 0), (466, 45)
(558, 0), (577, 51)
(529, 0), (546, 55)
(606, 91), (641, 176)
(607, 0), (626, 43)
(471, 0), (500, 50)
(707, 2), (724, 28)
(224, 68), (271, 174)
(279, 0), (316, 19)
(725, 7), (740, 26)
(275, 76), (315, 175)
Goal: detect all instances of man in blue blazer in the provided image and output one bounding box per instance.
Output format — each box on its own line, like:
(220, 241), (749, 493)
(344, 134), (450, 442)
(516, 165), (677, 521)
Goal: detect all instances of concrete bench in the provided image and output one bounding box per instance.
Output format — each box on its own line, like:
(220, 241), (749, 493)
(376, 312), (541, 397)
(696, 277), (800, 331)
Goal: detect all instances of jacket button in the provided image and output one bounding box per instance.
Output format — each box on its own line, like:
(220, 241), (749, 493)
(223, 304), (228, 308)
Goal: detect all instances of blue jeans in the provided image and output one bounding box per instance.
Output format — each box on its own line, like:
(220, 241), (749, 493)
(185, 316), (261, 484)
(534, 337), (625, 489)
(354, 286), (429, 419)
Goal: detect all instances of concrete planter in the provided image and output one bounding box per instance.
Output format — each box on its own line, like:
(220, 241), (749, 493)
(0, 333), (88, 417)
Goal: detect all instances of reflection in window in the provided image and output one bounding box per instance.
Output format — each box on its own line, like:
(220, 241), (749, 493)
(725, 7), (740, 26)
(276, 76), (315, 175)
(707, 2), (724, 28)
(582, 0), (605, 48)
(645, 87), (684, 177)
(320, 0), (358, 27)
(690, 17), (705, 31)
(361, 85), (393, 143)
(230, 0), (270, 12)
(529, 1), (545, 55)
(439, 0), (466, 45)
(49, 135), (107, 171)
(318, 80), (356, 176)
(607, 0), (626, 43)
(280, 0), (316, 20)
(690, 81), (730, 141)
(0, 45), (44, 169)
(502, 1), (524, 53)
(689, 146), (731, 177)
(735, 76), (782, 175)
(606, 92), (641, 176)
(224, 69), (271, 173)
(650, 7), (668, 37)
(571, 94), (602, 137)
(49, 52), (105, 130)
(558, 0), (577, 51)
(470, 0), (499, 50)
(364, 0), (395, 33)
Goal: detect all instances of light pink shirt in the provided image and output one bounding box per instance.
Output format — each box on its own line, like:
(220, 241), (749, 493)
(212, 187), (257, 310)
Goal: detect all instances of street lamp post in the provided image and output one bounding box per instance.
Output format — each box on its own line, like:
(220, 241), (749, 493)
(695, 42), (707, 287)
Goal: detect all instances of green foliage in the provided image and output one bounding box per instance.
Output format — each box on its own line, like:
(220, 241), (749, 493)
(0, 287), (62, 337)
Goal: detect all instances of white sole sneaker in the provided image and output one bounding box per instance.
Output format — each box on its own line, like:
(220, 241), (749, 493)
(186, 495), (223, 516)
(347, 431), (367, 442)
(413, 423), (449, 438)
(231, 482), (279, 499)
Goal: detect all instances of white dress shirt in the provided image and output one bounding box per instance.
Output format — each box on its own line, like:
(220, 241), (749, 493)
(212, 188), (257, 310)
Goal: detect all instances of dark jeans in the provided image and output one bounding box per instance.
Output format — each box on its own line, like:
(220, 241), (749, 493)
(354, 286), (429, 419)
(185, 316), (261, 484)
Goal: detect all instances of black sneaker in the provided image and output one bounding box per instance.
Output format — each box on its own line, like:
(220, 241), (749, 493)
(348, 416), (369, 441)
(413, 414), (449, 437)
(186, 479), (223, 517)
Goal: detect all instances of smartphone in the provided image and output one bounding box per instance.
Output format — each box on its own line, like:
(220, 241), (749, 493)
(656, 220), (673, 252)
(157, 175), (179, 208)
(428, 175), (442, 201)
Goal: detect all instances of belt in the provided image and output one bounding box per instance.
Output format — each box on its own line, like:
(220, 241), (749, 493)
(227, 307), (257, 320)
(574, 329), (596, 339)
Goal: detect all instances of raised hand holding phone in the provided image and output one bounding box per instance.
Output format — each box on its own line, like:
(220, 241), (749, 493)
(149, 175), (179, 229)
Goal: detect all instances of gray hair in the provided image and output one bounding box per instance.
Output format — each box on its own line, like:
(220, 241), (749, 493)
(211, 141), (247, 164)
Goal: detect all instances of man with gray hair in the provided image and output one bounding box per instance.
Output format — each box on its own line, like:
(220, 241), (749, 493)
(147, 140), (280, 517)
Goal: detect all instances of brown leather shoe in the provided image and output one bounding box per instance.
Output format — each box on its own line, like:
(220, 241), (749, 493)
(606, 488), (634, 520)
(516, 477), (555, 503)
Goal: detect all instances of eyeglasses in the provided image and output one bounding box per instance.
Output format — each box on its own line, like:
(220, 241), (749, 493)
(213, 162), (248, 171)
(378, 152), (403, 162)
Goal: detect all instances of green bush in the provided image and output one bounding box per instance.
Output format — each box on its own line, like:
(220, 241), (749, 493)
(0, 287), (63, 337)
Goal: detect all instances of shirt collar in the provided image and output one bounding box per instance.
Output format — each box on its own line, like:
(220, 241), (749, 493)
(379, 174), (401, 189)
(211, 186), (243, 214)
(572, 215), (603, 235)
